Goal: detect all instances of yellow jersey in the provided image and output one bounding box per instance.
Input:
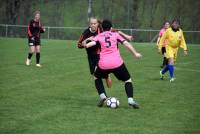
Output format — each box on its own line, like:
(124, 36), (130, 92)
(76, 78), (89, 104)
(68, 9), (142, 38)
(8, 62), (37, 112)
(159, 28), (187, 50)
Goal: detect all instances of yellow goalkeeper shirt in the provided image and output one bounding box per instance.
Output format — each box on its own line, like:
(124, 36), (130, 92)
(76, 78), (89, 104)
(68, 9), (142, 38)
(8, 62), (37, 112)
(159, 28), (187, 50)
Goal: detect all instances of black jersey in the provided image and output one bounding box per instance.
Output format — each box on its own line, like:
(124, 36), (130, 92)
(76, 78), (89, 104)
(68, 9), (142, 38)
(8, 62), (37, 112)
(28, 19), (44, 38)
(77, 27), (101, 56)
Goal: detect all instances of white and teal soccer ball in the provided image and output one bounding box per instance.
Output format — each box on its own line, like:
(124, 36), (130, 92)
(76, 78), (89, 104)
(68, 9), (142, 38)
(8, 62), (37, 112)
(106, 97), (120, 109)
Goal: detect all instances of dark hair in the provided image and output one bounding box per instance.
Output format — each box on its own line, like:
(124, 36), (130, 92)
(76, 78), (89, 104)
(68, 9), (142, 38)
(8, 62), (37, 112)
(102, 19), (112, 31)
(172, 19), (180, 25)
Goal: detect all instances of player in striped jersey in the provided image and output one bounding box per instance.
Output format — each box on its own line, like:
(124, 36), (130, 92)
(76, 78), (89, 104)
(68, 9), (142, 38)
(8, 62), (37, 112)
(77, 17), (133, 88)
(26, 11), (45, 67)
(83, 20), (142, 108)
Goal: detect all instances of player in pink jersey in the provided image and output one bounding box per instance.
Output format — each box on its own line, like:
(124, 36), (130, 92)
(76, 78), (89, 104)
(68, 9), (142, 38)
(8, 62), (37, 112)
(156, 21), (170, 68)
(83, 20), (142, 109)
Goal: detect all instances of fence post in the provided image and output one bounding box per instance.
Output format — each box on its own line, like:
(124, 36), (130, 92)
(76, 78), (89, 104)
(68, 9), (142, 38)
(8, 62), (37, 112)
(47, 27), (50, 39)
(131, 29), (133, 36)
(149, 30), (152, 42)
(6, 24), (8, 37)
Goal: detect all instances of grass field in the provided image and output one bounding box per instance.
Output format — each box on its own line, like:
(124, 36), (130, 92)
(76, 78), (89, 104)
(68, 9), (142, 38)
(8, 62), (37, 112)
(0, 37), (200, 134)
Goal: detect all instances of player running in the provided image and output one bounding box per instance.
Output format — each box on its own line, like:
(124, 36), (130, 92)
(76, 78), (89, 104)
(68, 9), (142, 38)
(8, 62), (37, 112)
(83, 20), (142, 109)
(77, 17), (133, 88)
(156, 21), (170, 68)
(26, 11), (45, 67)
(158, 19), (188, 82)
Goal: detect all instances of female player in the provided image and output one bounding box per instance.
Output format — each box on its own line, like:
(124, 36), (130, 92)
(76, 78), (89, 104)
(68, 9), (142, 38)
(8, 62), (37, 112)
(83, 20), (142, 109)
(158, 19), (188, 82)
(26, 11), (45, 67)
(77, 17), (133, 88)
(156, 21), (170, 68)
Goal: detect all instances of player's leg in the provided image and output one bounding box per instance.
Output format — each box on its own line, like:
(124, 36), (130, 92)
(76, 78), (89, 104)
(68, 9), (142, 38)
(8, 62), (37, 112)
(113, 64), (139, 109)
(105, 74), (112, 88)
(160, 46), (172, 79)
(161, 47), (168, 68)
(168, 58), (175, 82)
(88, 55), (112, 88)
(168, 49), (178, 82)
(94, 67), (109, 107)
(26, 46), (35, 66)
(26, 38), (35, 65)
(35, 40), (41, 67)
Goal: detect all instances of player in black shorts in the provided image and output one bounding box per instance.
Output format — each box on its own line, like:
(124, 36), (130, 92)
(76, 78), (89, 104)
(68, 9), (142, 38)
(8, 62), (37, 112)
(78, 17), (134, 88)
(26, 11), (45, 67)
(83, 19), (142, 109)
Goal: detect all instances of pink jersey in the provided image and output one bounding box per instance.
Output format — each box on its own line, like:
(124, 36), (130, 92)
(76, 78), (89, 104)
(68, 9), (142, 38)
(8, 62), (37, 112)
(93, 31), (125, 70)
(159, 28), (167, 47)
(159, 28), (166, 37)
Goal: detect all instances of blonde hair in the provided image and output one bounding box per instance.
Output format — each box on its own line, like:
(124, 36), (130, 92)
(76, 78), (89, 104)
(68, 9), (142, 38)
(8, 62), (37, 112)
(34, 10), (40, 16)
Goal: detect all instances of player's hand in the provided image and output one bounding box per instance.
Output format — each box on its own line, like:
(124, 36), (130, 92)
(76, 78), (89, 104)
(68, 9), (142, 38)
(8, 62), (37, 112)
(87, 36), (94, 41)
(31, 37), (35, 41)
(184, 50), (188, 56)
(127, 35), (133, 42)
(43, 28), (46, 32)
(82, 40), (87, 48)
(78, 43), (84, 49)
(135, 52), (142, 59)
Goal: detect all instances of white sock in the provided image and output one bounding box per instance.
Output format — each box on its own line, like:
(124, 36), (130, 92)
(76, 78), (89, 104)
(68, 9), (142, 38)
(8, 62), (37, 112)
(128, 97), (135, 104)
(100, 93), (106, 100)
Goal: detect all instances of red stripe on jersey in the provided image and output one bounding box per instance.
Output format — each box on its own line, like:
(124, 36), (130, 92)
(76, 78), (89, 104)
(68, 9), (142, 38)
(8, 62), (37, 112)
(27, 22), (32, 37)
(77, 35), (84, 48)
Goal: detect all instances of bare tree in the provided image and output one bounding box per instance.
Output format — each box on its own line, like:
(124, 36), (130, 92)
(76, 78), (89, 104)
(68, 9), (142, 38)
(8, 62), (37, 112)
(6, 0), (21, 24)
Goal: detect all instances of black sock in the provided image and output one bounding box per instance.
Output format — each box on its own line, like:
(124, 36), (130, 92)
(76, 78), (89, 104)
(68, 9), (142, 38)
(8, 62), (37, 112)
(125, 82), (133, 98)
(95, 78), (106, 96)
(28, 53), (33, 60)
(36, 52), (40, 64)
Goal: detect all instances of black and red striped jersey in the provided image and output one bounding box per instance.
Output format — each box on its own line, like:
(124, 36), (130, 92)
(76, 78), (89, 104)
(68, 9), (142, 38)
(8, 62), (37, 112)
(77, 27), (102, 56)
(27, 19), (44, 38)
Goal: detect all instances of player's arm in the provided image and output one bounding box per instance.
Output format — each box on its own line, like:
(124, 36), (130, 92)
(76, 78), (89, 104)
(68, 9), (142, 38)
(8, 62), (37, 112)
(40, 22), (45, 33)
(28, 20), (33, 37)
(83, 41), (96, 48)
(180, 30), (188, 56)
(118, 31), (133, 42)
(158, 31), (167, 53)
(156, 36), (161, 47)
(123, 41), (142, 59)
(156, 30), (163, 46)
(77, 34), (85, 49)
(112, 28), (133, 42)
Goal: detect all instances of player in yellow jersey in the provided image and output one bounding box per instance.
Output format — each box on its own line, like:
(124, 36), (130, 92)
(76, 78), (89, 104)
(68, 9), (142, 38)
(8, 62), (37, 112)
(158, 19), (188, 82)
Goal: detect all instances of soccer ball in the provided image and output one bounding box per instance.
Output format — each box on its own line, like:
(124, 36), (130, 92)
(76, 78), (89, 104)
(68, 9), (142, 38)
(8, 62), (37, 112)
(106, 97), (120, 109)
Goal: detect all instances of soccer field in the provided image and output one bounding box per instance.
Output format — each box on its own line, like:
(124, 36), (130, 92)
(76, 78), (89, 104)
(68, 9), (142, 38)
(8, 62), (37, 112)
(0, 37), (199, 134)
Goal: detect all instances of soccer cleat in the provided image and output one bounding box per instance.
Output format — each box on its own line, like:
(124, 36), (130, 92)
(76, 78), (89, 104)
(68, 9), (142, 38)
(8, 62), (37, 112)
(160, 71), (164, 80)
(26, 59), (31, 66)
(105, 76), (112, 88)
(97, 98), (107, 107)
(36, 64), (42, 67)
(129, 101), (140, 109)
(170, 77), (175, 82)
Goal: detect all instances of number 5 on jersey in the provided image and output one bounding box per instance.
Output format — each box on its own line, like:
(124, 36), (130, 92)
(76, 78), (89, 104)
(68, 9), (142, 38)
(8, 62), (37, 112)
(105, 37), (111, 48)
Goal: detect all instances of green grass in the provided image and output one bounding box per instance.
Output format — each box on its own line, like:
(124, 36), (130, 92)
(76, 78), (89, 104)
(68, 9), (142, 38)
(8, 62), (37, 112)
(0, 37), (200, 134)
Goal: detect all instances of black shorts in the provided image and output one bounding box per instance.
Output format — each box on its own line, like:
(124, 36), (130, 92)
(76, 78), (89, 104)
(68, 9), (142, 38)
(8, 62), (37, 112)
(28, 37), (41, 46)
(94, 63), (131, 82)
(161, 47), (166, 55)
(87, 54), (99, 74)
